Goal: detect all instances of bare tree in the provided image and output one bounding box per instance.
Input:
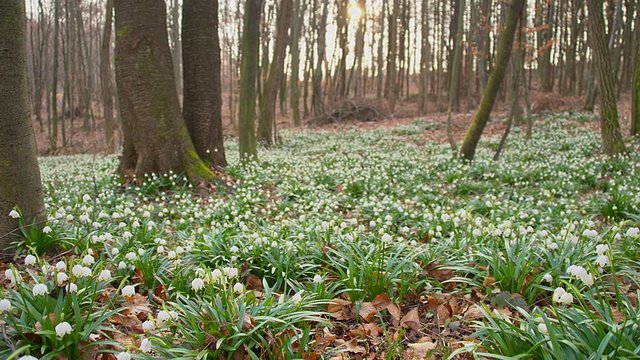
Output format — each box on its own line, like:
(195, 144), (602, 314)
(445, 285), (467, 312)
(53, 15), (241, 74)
(586, 0), (626, 155)
(460, 0), (525, 160)
(114, 0), (216, 182)
(0, 0), (46, 260)
(182, 0), (227, 166)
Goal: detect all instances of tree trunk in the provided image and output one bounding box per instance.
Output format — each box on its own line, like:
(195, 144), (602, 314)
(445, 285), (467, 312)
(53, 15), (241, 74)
(258, 0), (293, 145)
(0, 0), (46, 260)
(182, 0), (227, 167)
(312, 0), (329, 115)
(385, 0), (400, 113)
(459, 0), (525, 161)
(114, 0), (216, 182)
(633, 50), (640, 136)
(238, 0), (263, 161)
(586, 0), (626, 155)
(289, 0), (304, 126)
(101, 0), (116, 153)
(536, 0), (554, 92)
(50, 0), (60, 151)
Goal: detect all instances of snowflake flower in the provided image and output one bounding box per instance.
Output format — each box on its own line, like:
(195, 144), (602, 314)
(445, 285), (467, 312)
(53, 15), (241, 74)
(116, 352), (131, 360)
(98, 270), (112, 281)
(55, 322), (72, 336)
(0, 299), (11, 312)
(122, 285), (136, 297)
(191, 278), (205, 291)
(313, 274), (323, 283)
(9, 209), (20, 218)
(140, 338), (152, 353)
(24, 255), (36, 265)
(33, 283), (49, 296)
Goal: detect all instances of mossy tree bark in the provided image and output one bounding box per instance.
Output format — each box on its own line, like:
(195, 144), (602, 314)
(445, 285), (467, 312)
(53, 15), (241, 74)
(182, 0), (227, 167)
(0, 0), (46, 260)
(586, 0), (626, 155)
(632, 46), (640, 136)
(459, 0), (525, 161)
(114, 0), (216, 183)
(258, 0), (293, 145)
(238, 0), (263, 161)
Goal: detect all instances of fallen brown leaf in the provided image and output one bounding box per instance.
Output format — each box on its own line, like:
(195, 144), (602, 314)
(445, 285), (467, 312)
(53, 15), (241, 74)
(387, 303), (402, 327)
(401, 307), (422, 333)
(404, 338), (437, 360)
(358, 302), (378, 322)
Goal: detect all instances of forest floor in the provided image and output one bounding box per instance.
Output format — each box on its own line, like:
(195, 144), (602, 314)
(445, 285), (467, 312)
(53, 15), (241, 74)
(32, 92), (635, 156)
(5, 97), (640, 359)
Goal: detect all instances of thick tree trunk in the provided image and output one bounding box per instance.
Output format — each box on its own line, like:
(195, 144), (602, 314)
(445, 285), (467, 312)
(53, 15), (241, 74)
(459, 0), (525, 161)
(0, 0), (46, 260)
(586, 0), (626, 155)
(101, 0), (116, 153)
(238, 0), (263, 161)
(182, 0), (227, 167)
(258, 0), (293, 145)
(114, 0), (215, 182)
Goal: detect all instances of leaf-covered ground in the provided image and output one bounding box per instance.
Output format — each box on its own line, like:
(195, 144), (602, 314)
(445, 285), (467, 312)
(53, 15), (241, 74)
(2, 113), (640, 359)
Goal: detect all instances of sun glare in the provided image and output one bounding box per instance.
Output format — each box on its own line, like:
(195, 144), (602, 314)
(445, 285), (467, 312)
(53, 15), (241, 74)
(348, 4), (363, 21)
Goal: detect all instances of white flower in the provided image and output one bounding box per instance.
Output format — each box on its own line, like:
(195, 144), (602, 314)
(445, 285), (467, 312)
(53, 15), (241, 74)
(291, 292), (302, 304)
(56, 272), (68, 285)
(42, 226), (52, 234)
(191, 278), (205, 291)
(123, 231), (133, 239)
(626, 227), (639, 238)
(230, 245), (239, 253)
(55, 321), (72, 336)
(596, 244), (609, 255)
(167, 251), (176, 259)
(0, 299), (11, 312)
(381, 233), (392, 243)
(125, 252), (137, 261)
(542, 274), (553, 283)
(559, 292), (574, 304)
(140, 338), (152, 353)
(157, 310), (172, 323)
(82, 255), (95, 265)
(156, 245), (165, 253)
(567, 265), (594, 286)
(55, 261), (66, 271)
(111, 248), (119, 256)
(537, 323), (548, 334)
(18, 356), (38, 360)
(582, 229), (598, 237)
(313, 274), (323, 283)
(98, 270), (112, 281)
(33, 283), (48, 296)
(472, 228), (482, 236)
(552, 287), (567, 303)
(142, 320), (154, 331)
(24, 255), (36, 265)
(595, 254), (610, 267)
(116, 352), (132, 360)
(118, 261), (127, 269)
(233, 283), (244, 293)
(122, 285), (136, 297)
(82, 194), (91, 203)
(9, 209), (20, 218)
(225, 267), (238, 278)
(176, 246), (185, 254)
(66, 283), (78, 293)
(210, 269), (223, 282)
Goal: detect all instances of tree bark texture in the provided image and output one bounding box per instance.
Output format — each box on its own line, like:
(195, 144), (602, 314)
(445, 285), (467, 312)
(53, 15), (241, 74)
(238, 0), (263, 161)
(633, 50), (640, 136)
(114, 0), (215, 182)
(459, 0), (525, 161)
(586, 0), (626, 155)
(101, 0), (116, 153)
(258, 0), (293, 145)
(0, 0), (46, 260)
(182, 0), (227, 167)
